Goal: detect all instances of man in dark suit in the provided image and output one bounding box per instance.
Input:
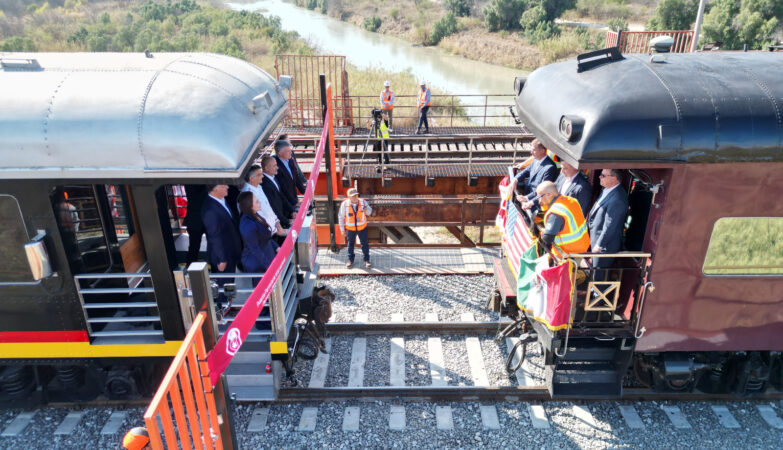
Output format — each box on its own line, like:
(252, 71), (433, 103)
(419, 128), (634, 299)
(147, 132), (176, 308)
(183, 185), (208, 265)
(260, 154), (296, 229)
(522, 161), (592, 216)
(513, 139), (559, 202)
(588, 168), (628, 276)
(555, 161), (592, 216)
(201, 184), (242, 296)
(274, 140), (306, 207)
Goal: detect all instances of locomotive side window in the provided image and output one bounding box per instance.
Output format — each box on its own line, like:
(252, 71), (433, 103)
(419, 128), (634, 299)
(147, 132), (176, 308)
(703, 217), (783, 275)
(0, 194), (32, 282)
(51, 185), (140, 274)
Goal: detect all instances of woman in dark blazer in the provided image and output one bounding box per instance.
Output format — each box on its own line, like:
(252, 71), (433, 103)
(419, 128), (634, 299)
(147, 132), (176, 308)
(238, 192), (279, 283)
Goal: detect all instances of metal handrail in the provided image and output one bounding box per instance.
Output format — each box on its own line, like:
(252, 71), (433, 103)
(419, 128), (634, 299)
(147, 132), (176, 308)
(74, 272), (152, 279)
(634, 281), (654, 338)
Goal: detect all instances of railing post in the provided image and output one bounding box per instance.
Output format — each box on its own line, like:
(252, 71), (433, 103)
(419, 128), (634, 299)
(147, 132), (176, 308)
(187, 262), (236, 450)
(320, 74), (338, 253)
(479, 196), (486, 245)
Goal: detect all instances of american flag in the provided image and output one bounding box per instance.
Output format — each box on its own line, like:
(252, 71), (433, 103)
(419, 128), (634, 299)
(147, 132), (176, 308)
(503, 201), (535, 277)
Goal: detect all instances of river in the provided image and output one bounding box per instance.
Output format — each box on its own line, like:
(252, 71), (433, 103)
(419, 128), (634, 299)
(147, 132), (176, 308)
(226, 0), (525, 96)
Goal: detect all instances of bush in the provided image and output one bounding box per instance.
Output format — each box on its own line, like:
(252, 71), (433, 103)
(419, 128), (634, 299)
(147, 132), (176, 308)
(519, 4), (546, 32)
(430, 12), (458, 45)
(444, 0), (471, 17)
(318, 0), (327, 14)
(646, 0), (698, 31)
(305, 0), (318, 10)
(0, 35), (38, 51)
(702, 0), (782, 50)
(363, 16), (382, 32)
(210, 35), (245, 59)
(483, 0), (527, 31)
(605, 17), (628, 31)
(537, 0), (576, 22)
(389, 7), (399, 20)
(526, 21), (560, 44)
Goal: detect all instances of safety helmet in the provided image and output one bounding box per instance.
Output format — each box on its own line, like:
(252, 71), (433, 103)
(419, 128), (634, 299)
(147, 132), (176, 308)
(123, 427), (150, 450)
(383, 80), (390, 87)
(347, 188), (359, 197)
(419, 80), (426, 86)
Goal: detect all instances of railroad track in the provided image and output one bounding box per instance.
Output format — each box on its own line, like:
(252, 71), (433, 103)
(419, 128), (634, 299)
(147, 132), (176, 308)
(277, 319), (783, 404)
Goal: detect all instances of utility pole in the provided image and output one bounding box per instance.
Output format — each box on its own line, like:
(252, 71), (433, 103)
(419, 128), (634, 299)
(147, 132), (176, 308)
(691, 0), (707, 52)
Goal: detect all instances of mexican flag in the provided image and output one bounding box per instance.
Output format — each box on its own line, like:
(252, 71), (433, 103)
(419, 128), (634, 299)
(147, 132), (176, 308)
(516, 246), (575, 330)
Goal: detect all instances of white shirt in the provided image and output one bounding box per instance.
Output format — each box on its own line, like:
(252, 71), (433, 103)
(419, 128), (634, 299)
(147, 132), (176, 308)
(264, 173), (280, 190)
(241, 182), (279, 232)
(561, 173), (577, 195)
(208, 194), (232, 217)
(596, 183), (620, 204)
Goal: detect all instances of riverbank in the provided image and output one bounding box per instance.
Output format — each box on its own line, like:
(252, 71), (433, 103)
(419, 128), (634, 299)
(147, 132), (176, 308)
(285, 0), (655, 69)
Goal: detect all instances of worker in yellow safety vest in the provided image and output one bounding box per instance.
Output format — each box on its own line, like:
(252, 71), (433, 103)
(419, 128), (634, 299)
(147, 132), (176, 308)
(416, 80), (431, 134)
(535, 181), (590, 258)
(339, 188), (373, 269)
(372, 108), (391, 165)
(379, 80), (395, 128)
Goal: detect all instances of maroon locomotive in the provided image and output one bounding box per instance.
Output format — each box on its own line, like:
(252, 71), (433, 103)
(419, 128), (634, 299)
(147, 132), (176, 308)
(495, 49), (783, 397)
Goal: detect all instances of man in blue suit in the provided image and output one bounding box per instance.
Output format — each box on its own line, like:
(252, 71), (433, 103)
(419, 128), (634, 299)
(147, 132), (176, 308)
(588, 169), (628, 275)
(201, 184), (242, 296)
(274, 140), (306, 207)
(513, 139), (559, 202)
(522, 161), (592, 216)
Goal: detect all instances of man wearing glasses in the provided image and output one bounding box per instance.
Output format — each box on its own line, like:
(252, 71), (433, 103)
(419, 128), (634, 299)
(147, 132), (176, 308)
(588, 169), (628, 277)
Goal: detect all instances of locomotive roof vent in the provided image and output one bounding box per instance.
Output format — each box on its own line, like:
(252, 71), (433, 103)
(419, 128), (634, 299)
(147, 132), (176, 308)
(650, 36), (674, 53)
(0, 58), (41, 71)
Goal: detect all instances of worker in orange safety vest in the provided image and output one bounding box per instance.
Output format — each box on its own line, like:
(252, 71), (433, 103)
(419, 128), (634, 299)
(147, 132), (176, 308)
(379, 80), (395, 129)
(535, 181), (590, 259)
(339, 188), (373, 269)
(416, 80), (431, 134)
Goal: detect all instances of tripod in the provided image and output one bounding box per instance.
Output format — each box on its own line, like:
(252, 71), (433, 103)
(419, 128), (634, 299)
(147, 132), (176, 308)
(358, 116), (390, 173)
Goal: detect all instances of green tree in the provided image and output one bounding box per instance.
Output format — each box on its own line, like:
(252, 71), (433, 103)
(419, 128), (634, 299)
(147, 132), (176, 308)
(0, 36), (38, 51)
(430, 11), (458, 44)
(702, 0), (782, 49)
(363, 16), (382, 32)
(482, 0), (527, 31)
(646, 0), (698, 31)
(535, 0), (576, 22)
(444, 0), (471, 17)
(606, 17), (628, 31)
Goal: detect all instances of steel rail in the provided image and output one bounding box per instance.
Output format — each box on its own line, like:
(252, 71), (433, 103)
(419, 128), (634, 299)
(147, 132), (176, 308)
(325, 321), (511, 335)
(274, 386), (783, 403)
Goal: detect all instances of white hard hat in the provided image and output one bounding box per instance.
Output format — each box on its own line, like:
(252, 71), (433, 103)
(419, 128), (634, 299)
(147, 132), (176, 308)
(384, 80), (390, 87)
(419, 80), (426, 86)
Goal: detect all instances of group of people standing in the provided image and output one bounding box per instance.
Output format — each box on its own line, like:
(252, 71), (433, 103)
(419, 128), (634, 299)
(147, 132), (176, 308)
(377, 80), (432, 134)
(183, 138), (307, 290)
(512, 138), (629, 273)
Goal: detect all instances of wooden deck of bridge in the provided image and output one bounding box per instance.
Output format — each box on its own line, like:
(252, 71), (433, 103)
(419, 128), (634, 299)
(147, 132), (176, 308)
(316, 247), (499, 276)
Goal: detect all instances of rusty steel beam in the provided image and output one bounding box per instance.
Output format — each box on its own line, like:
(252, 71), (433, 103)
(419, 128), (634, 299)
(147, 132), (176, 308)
(315, 196), (499, 225)
(445, 226), (476, 247)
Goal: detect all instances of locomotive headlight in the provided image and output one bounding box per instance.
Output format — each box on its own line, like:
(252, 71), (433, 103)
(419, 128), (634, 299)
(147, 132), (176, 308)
(559, 115), (585, 142)
(514, 76), (526, 95)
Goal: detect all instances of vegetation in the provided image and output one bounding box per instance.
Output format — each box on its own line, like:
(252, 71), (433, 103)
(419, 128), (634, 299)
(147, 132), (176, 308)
(702, 0), (783, 50)
(444, 0), (472, 17)
(572, 0), (630, 21)
(0, 0), (308, 67)
(482, 0), (526, 32)
(430, 12), (458, 45)
(703, 218), (783, 275)
(363, 15), (382, 32)
(646, 0), (698, 31)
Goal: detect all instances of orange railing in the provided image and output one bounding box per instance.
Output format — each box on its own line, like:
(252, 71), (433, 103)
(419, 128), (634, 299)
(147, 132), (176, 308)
(144, 312), (223, 450)
(606, 30), (694, 53)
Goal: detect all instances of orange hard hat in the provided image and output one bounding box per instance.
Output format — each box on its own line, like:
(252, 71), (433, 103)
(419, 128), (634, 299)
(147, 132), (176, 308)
(122, 427), (150, 450)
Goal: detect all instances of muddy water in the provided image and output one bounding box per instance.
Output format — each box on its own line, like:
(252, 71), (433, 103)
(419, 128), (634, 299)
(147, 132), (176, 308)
(227, 0), (526, 96)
